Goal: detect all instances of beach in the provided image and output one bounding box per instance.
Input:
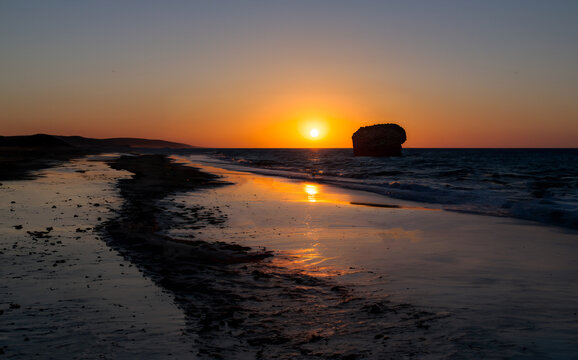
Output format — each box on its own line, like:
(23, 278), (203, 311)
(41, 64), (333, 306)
(2, 153), (578, 359)
(4, 1), (578, 358)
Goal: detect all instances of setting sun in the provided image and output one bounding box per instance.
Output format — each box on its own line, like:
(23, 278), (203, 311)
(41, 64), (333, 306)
(298, 118), (331, 144)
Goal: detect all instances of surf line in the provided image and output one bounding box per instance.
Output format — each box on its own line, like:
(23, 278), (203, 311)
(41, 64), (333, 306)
(349, 202), (439, 211)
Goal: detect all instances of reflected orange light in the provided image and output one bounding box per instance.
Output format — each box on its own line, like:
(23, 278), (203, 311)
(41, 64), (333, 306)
(304, 184), (319, 202)
(268, 248), (347, 278)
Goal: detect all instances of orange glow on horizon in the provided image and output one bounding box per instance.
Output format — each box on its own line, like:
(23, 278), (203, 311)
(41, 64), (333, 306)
(4, 94), (577, 148)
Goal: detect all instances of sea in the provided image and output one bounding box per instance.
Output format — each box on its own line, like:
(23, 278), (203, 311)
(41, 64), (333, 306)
(173, 148), (578, 230)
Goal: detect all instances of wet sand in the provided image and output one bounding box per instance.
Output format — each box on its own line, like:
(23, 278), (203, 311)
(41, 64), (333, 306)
(2, 153), (578, 359)
(0, 155), (192, 359)
(162, 155), (578, 358)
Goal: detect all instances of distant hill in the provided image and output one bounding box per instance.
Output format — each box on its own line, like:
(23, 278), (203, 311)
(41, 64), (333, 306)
(0, 134), (196, 181)
(0, 134), (72, 148)
(0, 134), (195, 150)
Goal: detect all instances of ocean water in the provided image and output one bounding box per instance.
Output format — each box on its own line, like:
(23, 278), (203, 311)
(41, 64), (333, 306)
(179, 148), (578, 230)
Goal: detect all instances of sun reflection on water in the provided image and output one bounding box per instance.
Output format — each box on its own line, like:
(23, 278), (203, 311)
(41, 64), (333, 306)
(304, 184), (319, 202)
(268, 247), (348, 278)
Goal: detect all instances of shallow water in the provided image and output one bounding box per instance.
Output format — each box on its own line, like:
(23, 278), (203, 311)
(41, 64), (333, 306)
(161, 154), (578, 359)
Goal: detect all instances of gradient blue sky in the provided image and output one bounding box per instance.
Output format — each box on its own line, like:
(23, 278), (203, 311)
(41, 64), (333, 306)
(1, 1), (577, 147)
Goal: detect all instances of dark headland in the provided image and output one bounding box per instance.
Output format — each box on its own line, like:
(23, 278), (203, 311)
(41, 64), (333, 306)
(0, 134), (195, 180)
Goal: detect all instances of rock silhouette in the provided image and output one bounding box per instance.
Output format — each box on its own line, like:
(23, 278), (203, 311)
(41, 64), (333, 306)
(352, 124), (407, 156)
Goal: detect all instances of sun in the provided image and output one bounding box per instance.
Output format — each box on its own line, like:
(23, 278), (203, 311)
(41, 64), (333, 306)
(299, 118), (328, 142)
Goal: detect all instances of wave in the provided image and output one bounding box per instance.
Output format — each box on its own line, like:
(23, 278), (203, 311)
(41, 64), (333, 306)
(181, 148), (578, 231)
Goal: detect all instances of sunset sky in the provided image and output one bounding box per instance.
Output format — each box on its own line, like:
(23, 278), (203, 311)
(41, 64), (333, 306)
(1, 1), (577, 148)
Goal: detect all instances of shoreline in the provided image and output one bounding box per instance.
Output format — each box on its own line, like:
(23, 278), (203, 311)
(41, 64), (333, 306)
(2, 152), (577, 358)
(103, 154), (455, 359)
(105, 154), (272, 263)
(195, 148), (578, 231)
(166, 154), (578, 358)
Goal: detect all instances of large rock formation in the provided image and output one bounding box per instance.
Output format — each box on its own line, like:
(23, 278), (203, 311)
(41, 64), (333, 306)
(352, 124), (407, 156)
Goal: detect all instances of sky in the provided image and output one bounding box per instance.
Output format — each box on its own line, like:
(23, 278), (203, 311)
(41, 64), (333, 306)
(1, 0), (577, 148)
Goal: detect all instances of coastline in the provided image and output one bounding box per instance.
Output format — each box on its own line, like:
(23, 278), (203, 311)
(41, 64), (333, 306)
(166, 154), (578, 358)
(103, 155), (454, 359)
(2, 153), (578, 359)
(0, 154), (445, 359)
